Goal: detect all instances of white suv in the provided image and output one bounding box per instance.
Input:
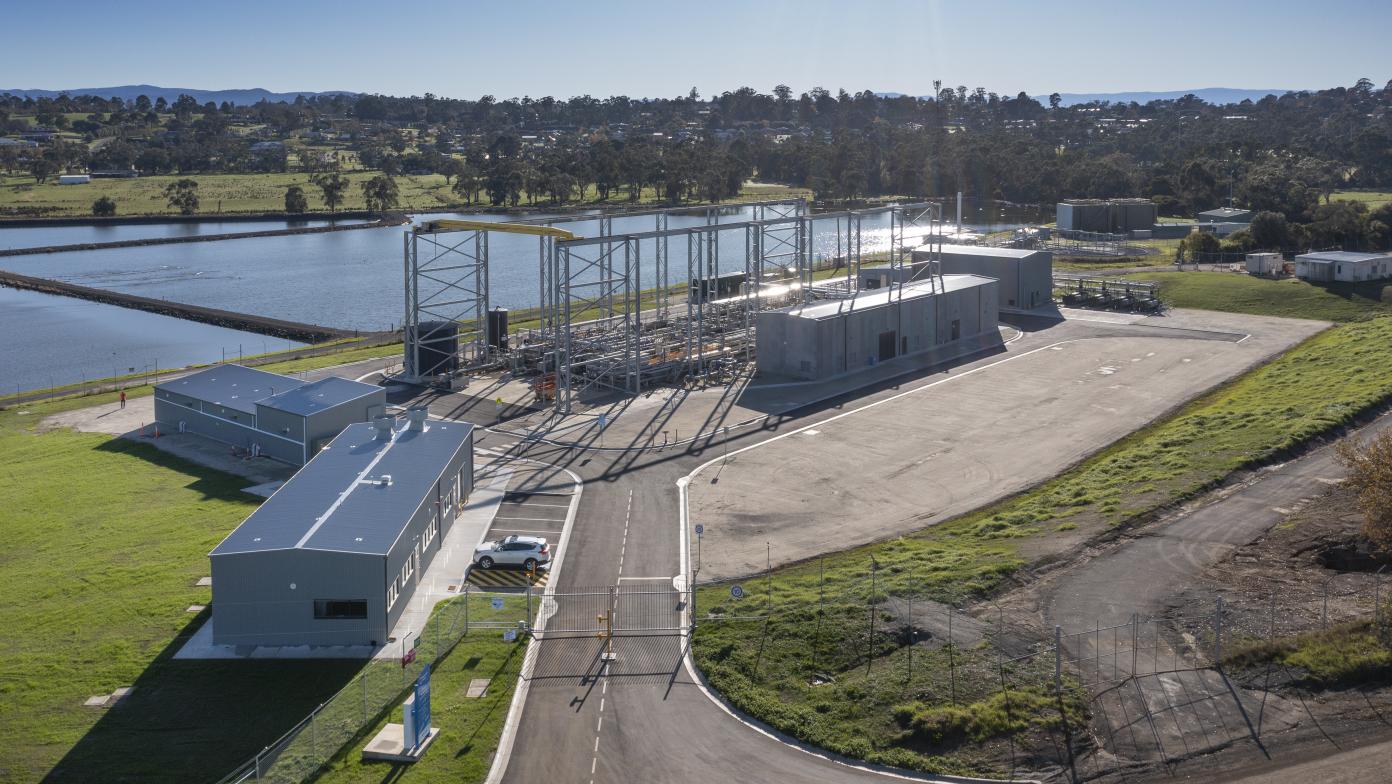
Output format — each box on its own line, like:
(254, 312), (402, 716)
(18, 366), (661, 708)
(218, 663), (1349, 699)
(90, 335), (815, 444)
(473, 535), (551, 571)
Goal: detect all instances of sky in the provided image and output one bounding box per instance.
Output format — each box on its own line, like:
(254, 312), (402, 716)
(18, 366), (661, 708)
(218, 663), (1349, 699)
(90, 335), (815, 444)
(3, 0), (1388, 99)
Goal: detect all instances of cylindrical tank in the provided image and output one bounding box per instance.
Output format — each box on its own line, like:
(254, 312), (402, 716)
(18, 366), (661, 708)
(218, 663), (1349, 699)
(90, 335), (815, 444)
(408, 320), (458, 377)
(486, 308), (509, 349)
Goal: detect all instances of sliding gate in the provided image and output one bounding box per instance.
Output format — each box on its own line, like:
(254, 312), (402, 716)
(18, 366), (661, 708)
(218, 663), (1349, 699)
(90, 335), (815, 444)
(534, 583), (688, 638)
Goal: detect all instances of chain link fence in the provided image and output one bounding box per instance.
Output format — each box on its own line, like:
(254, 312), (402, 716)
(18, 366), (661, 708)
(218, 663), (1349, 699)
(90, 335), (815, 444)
(215, 588), (530, 784)
(693, 555), (1392, 780)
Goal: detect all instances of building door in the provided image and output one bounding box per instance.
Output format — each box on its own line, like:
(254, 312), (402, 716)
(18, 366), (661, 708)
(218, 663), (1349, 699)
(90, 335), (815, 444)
(950, 319), (961, 341)
(878, 331), (897, 362)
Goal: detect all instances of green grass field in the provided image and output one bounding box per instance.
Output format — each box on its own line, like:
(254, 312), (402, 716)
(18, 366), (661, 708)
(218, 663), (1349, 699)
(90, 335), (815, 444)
(0, 341), (515, 783)
(0, 171), (808, 218)
(1331, 190), (1392, 209)
(693, 314), (1392, 775)
(1135, 272), (1392, 322)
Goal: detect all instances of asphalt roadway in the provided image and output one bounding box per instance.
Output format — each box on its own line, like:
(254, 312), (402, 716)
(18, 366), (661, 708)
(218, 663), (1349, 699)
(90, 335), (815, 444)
(347, 309), (1332, 784)
(383, 356), (1072, 783)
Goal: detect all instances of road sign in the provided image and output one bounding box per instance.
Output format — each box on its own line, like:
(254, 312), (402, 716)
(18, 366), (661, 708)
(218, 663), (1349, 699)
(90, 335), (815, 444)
(503, 629), (517, 642)
(730, 585), (745, 599)
(491, 597), (504, 610)
(695, 524), (704, 535)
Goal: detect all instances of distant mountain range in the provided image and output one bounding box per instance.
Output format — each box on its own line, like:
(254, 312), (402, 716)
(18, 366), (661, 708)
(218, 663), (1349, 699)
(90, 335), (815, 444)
(878, 87), (1294, 107)
(0, 85), (357, 104)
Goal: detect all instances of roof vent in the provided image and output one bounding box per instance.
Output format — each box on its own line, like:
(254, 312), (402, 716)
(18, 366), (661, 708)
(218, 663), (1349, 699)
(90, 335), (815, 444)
(372, 415), (395, 441)
(378, 474), (392, 486)
(407, 407), (429, 432)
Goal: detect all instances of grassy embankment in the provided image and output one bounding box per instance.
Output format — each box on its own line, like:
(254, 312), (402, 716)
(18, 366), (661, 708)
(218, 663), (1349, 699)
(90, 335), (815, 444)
(693, 308), (1392, 775)
(0, 346), (514, 784)
(1224, 621), (1392, 686)
(1133, 271), (1392, 323)
(0, 171), (809, 218)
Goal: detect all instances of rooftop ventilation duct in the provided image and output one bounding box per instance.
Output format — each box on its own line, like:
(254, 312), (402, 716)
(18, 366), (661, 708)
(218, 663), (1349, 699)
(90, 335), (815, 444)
(407, 408), (429, 432)
(372, 415), (395, 441)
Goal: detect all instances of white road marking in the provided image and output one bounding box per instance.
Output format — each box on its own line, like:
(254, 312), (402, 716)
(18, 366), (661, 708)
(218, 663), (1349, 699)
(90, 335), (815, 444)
(1272, 507), (1293, 515)
(492, 515), (569, 523)
(487, 528), (563, 535)
(619, 576), (673, 581)
(482, 459), (584, 784)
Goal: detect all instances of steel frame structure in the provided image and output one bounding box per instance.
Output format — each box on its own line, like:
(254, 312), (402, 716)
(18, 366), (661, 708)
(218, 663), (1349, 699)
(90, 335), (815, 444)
(404, 199), (951, 413)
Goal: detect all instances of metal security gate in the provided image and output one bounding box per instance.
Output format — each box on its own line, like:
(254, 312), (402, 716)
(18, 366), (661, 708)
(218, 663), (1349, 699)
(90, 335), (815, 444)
(535, 584), (687, 638)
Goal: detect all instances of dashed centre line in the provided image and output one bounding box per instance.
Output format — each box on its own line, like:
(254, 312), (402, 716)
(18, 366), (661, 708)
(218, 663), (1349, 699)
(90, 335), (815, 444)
(589, 490), (632, 784)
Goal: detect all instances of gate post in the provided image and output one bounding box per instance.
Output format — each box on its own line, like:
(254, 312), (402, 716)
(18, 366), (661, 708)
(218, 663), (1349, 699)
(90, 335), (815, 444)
(1053, 625), (1062, 693)
(1214, 596), (1224, 667)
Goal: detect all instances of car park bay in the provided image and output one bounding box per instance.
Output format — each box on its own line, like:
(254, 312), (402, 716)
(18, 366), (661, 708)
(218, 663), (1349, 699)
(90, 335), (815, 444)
(466, 484), (573, 591)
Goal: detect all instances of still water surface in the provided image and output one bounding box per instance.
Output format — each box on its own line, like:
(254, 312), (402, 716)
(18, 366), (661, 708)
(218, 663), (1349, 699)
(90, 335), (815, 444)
(0, 216), (370, 251)
(0, 286), (307, 395)
(1, 202), (1038, 332)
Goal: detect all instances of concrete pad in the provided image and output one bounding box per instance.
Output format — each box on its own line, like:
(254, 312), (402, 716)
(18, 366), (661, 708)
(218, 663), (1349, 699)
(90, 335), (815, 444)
(466, 678), (490, 698)
(361, 723), (440, 762)
(84, 695), (110, 707)
(173, 617), (376, 660)
(688, 310), (1327, 581)
(195, 576), (212, 587)
(186, 604), (206, 613)
(241, 480), (284, 498)
(108, 687), (134, 704)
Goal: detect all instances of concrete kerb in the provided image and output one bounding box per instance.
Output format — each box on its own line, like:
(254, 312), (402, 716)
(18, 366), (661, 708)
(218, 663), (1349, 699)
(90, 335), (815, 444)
(481, 327), (1028, 455)
(676, 471), (1040, 784)
(482, 450), (583, 784)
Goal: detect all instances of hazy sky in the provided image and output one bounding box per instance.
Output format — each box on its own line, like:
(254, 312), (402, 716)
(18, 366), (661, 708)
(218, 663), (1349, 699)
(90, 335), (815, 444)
(3, 0), (1387, 99)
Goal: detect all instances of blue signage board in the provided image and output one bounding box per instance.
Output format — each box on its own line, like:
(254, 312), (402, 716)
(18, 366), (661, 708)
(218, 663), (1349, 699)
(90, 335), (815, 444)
(411, 665), (432, 749)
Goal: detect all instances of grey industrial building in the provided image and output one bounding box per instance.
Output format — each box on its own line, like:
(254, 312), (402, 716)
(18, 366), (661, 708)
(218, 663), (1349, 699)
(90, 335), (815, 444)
(153, 365), (386, 465)
(1294, 250), (1392, 283)
(1056, 199), (1158, 234)
(1198, 207), (1253, 224)
(209, 411), (474, 648)
(913, 244), (1053, 311)
(755, 274), (998, 381)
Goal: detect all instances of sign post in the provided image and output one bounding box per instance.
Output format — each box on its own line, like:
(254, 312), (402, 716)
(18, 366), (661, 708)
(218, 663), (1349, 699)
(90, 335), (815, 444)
(401, 665), (432, 754)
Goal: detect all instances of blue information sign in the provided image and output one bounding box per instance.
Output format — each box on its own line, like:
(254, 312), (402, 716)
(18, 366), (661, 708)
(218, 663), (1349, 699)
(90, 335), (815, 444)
(410, 665), (432, 749)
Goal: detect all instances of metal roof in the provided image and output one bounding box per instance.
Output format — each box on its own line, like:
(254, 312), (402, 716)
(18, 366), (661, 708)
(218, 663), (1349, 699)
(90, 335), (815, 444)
(258, 376), (382, 417)
(157, 364), (303, 415)
(210, 419), (473, 558)
(1296, 251), (1389, 264)
(931, 243), (1049, 260)
(782, 274), (996, 321)
(1198, 207), (1252, 219)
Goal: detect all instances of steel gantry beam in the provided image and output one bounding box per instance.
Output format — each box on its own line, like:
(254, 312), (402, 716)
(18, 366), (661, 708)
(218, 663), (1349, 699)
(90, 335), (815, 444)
(405, 199), (954, 411)
(404, 220), (575, 384)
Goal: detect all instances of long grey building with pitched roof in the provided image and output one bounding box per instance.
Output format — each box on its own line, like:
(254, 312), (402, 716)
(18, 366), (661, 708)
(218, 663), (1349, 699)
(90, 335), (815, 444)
(154, 364), (386, 465)
(208, 410), (473, 648)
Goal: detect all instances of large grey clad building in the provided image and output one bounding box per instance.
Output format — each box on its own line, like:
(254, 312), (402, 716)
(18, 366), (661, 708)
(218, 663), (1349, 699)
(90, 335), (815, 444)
(756, 275), (998, 381)
(914, 244), (1053, 311)
(1056, 198), (1157, 233)
(154, 365), (386, 465)
(209, 411), (474, 648)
